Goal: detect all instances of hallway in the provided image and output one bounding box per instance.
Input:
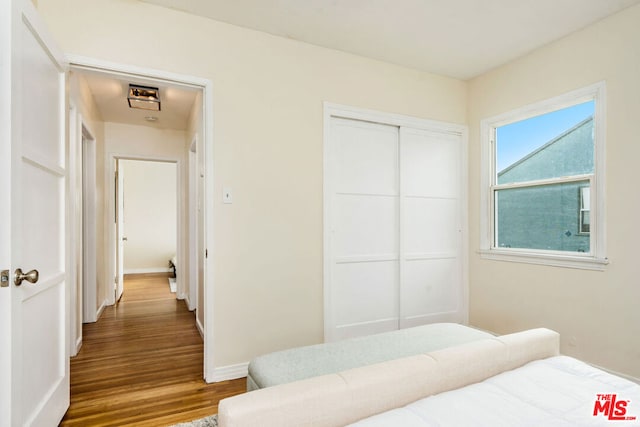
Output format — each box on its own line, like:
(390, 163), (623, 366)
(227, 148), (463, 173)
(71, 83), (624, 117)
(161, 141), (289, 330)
(61, 274), (245, 426)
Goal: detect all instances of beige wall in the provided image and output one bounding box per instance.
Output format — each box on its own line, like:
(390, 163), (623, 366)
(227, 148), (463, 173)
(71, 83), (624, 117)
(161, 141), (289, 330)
(121, 160), (177, 273)
(38, 0), (467, 368)
(467, 4), (640, 378)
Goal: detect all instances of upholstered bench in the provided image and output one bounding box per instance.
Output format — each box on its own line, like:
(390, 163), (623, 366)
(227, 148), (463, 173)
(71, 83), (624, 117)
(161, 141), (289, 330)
(246, 322), (494, 391)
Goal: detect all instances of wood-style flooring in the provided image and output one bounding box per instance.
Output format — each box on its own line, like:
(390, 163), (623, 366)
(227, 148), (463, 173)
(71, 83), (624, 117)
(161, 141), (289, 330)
(60, 273), (245, 426)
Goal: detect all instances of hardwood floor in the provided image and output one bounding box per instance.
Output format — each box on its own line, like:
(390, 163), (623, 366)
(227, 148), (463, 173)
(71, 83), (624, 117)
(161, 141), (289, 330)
(61, 274), (245, 427)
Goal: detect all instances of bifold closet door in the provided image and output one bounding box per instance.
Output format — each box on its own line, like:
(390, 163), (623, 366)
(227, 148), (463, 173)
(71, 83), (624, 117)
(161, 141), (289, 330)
(399, 128), (463, 328)
(327, 118), (400, 341)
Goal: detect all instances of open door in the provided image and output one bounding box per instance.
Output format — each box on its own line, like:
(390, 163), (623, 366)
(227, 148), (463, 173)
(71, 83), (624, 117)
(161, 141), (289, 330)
(115, 159), (125, 301)
(0, 0), (69, 425)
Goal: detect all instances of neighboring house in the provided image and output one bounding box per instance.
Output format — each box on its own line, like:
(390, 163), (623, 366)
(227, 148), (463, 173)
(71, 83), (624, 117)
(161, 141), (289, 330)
(496, 117), (593, 252)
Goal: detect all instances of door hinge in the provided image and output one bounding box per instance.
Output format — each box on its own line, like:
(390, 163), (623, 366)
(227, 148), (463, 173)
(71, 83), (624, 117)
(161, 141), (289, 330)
(1, 270), (9, 288)
(205, 249), (208, 259)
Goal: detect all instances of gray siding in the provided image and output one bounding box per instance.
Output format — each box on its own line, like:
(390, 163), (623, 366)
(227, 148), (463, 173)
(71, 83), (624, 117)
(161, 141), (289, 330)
(496, 117), (593, 252)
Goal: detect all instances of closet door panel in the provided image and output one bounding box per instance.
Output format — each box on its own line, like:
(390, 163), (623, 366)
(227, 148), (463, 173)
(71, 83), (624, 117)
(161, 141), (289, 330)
(333, 118), (398, 195)
(403, 198), (459, 256)
(332, 261), (399, 340)
(399, 127), (464, 328)
(402, 130), (460, 198)
(334, 195), (397, 259)
(401, 258), (461, 328)
(328, 117), (400, 341)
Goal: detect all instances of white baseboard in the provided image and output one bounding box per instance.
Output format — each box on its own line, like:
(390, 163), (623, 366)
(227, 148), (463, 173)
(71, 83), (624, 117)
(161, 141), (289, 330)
(73, 336), (82, 356)
(124, 267), (171, 274)
(195, 316), (204, 339)
(96, 300), (107, 319)
(212, 362), (249, 382)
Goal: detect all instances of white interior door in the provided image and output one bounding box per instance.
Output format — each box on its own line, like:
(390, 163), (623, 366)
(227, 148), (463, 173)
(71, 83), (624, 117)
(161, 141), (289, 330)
(115, 159), (125, 301)
(327, 118), (400, 341)
(0, 0), (69, 425)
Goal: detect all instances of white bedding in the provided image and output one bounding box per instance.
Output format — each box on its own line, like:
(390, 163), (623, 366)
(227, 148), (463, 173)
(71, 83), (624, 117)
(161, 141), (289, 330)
(349, 356), (640, 426)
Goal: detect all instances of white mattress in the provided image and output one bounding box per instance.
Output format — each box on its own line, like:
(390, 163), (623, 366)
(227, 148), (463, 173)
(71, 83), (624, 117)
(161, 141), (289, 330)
(349, 356), (640, 427)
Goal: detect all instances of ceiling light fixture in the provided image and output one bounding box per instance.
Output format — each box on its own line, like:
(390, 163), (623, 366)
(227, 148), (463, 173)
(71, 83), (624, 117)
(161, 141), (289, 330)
(127, 84), (161, 111)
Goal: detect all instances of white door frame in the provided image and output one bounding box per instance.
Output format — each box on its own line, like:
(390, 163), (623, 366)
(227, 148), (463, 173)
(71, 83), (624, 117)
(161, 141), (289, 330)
(111, 156), (180, 300)
(81, 122), (98, 323)
(66, 55), (217, 381)
(323, 102), (469, 342)
(68, 104), (99, 356)
(188, 136), (198, 312)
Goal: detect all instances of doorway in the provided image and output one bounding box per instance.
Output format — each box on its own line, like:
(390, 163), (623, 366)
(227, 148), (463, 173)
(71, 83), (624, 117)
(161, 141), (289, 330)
(115, 158), (178, 301)
(67, 58), (217, 380)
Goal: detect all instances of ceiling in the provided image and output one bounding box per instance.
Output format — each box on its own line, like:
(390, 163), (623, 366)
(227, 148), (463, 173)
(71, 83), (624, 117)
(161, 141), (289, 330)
(77, 69), (199, 130)
(140, 0), (640, 80)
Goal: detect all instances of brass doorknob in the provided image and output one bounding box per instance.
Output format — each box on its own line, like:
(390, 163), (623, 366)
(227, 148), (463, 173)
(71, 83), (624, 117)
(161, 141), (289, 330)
(14, 268), (39, 286)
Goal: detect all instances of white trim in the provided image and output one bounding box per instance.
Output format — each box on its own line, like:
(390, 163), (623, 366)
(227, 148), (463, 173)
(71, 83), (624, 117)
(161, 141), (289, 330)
(66, 54), (209, 89)
(195, 316), (204, 339)
(96, 299), (107, 321)
(324, 102), (466, 133)
(123, 268), (172, 275)
(478, 249), (608, 271)
(74, 336), (82, 356)
(323, 102), (468, 342)
(80, 122), (98, 324)
(479, 82), (607, 270)
(203, 79), (216, 382)
(187, 136), (198, 312)
(212, 362), (249, 382)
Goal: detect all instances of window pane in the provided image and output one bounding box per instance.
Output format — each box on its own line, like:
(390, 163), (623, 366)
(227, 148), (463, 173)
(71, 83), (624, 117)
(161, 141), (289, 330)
(496, 101), (595, 185)
(495, 181), (590, 253)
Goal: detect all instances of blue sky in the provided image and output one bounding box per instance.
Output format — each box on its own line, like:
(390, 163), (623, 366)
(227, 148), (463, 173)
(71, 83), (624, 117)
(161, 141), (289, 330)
(496, 100), (594, 172)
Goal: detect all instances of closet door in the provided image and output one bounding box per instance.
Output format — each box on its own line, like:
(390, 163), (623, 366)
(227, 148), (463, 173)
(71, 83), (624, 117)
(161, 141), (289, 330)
(325, 108), (467, 343)
(400, 128), (464, 328)
(327, 118), (400, 341)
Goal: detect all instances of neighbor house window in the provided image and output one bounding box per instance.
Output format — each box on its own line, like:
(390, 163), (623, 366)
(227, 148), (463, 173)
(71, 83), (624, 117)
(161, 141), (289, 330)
(480, 83), (607, 270)
(579, 186), (590, 234)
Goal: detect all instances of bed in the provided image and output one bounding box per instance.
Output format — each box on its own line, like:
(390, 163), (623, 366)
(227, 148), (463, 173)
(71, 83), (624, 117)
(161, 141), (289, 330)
(218, 328), (640, 427)
(349, 355), (640, 426)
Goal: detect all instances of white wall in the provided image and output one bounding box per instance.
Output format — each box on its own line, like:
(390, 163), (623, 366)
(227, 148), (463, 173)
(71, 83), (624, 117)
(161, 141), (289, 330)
(467, 4), (640, 379)
(121, 160), (177, 274)
(37, 0), (467, 370)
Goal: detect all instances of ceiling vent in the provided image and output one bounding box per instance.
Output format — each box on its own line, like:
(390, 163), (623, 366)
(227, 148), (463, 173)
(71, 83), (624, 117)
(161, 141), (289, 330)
(127, 84), (161, 111)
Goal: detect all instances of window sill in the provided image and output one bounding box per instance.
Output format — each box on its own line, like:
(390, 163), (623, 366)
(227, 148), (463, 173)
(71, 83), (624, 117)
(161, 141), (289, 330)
(478, 249), (609, 271)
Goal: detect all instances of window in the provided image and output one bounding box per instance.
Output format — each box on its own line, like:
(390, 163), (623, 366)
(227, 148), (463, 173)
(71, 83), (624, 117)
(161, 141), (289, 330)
(480, 83), (607, 270)
(579, 187), (590, 234)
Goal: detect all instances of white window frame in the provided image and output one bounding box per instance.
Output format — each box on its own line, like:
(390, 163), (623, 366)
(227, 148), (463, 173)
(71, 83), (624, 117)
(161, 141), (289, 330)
(479, 82), (608, 270)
